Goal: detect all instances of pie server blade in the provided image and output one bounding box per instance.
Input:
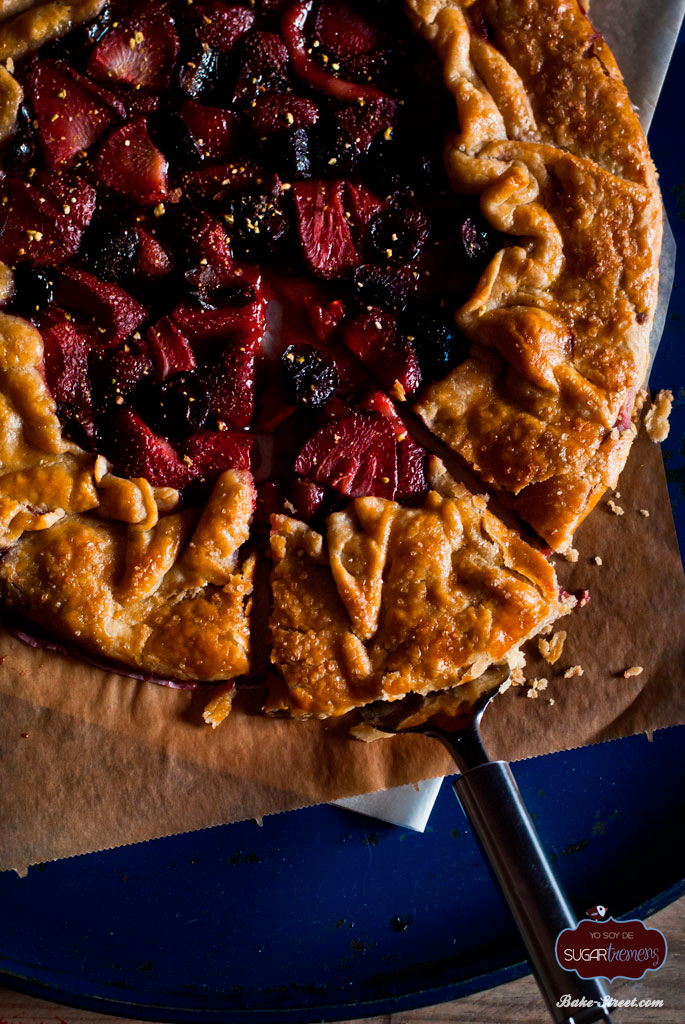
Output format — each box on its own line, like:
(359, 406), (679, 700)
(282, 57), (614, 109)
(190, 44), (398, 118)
(360, 668), (613, 1024)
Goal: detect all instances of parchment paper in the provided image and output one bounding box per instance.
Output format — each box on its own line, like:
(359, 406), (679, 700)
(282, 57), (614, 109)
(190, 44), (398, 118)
(1, 0), (685, 875)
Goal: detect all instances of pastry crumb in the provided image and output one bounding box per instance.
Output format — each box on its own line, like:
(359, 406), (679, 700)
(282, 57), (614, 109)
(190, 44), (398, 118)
(202, 686), (235, 727)
(639, 508), (650, 518)
(607, 499), (624, 516)
(538, 631), (566, 664)
(643, 389), (673, 442)
(526, 678), (548, 698)
(593, 555), (603, 565)
(498, 676), (512, 694)
(623, 665), (644, 678)
(565, 547), (579, 563)
(510, 667), (526, 686)
(564, 665), (584, 679)
(548, 698), (556, 706)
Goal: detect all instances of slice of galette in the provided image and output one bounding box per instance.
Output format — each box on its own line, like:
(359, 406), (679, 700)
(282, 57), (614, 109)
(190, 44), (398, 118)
(267, 457), (573, 718)
(0, 0), (662, 712)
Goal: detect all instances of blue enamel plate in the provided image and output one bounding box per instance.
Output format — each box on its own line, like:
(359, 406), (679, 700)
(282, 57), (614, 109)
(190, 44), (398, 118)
(1, 20), (683, 1024)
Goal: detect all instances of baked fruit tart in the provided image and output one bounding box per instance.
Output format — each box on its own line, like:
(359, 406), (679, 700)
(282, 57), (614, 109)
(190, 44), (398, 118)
(0, 0), (662, 720)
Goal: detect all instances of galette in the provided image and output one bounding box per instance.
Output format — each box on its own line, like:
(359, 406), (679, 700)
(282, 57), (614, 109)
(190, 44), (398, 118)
(0, 0), (662, 719)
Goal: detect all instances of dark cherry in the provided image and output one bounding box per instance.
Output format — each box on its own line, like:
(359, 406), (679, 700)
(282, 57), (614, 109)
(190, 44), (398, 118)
(265, 126), (311, 179)
(281, 344), (339, 408)
(461, 214), (497, 263)
(2, 103), (36, 172)
(150, 111), (202, 168)
(311, 120), (359, 177)
(81, 215), (139, 284)
(368, 208), (431, 264)
(185, 265), (257, 308)
(10, 265), (55, 316)
(402, 308), (470, 379)
(141, 372), (210, 440)
(179, 48), (223, 99)
(353, 263), (416, 312)
(363, 129), (444, 198)
(227, 193), (289, 260)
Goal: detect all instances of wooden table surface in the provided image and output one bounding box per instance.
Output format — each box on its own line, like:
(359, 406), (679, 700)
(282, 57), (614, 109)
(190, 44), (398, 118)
(0, 898), (681, 1024)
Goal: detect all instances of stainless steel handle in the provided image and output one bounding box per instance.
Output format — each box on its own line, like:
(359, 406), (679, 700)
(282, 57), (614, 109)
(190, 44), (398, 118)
(454, 761), (612, 1023)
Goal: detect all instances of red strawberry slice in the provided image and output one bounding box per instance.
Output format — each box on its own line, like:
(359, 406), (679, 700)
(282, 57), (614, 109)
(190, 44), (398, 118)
(343, 308), (421, 398)
(288, 478), (328, 521)
(172, 297), (265, 345)
(182, 159), (266, 201)
(248, 92), (319, 136)
(294, 411), (398, 499)
(179, 100), (240, 161)
(90, 341), (155, 406)
(40, 308), (94, 436)
(93, 117), (169, 206)
(343, 182), (386, 246)
(87, 6), (180, 90)
(54, 268), (148, 341)
(181, 429), (254, 480)
(205, 338), (257, 428)
(0, 178), (94, 267)
(313, 0), (385, 57)
(362, 391), (428, 499)
(291, 180), (359, 279)
(304, 295), (346, 343)
(134, 227), (172, 278)
(334, 98), (397, 155)
(109, 408), (193, 489)
(25, 59), (124, 167)
(188, 211), (234, 275)
(234, 30), (290, 102)
(31, 170), (98, 231)
(190, 1), (256, 51)
(146, 318), (196, 378)
(282, 0), (386, 102)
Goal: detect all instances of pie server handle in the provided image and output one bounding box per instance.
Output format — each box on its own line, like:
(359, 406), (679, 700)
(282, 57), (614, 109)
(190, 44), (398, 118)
(453, 761), (613, 1023)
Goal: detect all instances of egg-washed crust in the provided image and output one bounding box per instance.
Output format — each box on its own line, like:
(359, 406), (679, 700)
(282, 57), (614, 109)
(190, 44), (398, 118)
(408, 0), (662, 551)
(267, 457), (573, 718)
(0, 311), (256, 682)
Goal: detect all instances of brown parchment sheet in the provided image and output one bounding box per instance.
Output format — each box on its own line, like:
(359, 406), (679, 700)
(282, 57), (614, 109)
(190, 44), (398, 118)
(0, 429), (683, 875)
(1, 0), (685, 874)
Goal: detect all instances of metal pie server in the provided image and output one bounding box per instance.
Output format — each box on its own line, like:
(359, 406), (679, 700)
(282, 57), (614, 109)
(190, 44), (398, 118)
(360, 667), (613, 1024)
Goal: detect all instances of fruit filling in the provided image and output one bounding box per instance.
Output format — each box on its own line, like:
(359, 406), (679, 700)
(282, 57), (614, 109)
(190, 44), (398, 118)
(0, 0), (505, 523)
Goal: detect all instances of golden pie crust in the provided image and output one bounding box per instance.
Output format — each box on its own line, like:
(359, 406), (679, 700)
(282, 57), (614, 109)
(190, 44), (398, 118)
(409, 0), (662, 552)
(267, 458), (573, 717)
(0, 0), (663, 712)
